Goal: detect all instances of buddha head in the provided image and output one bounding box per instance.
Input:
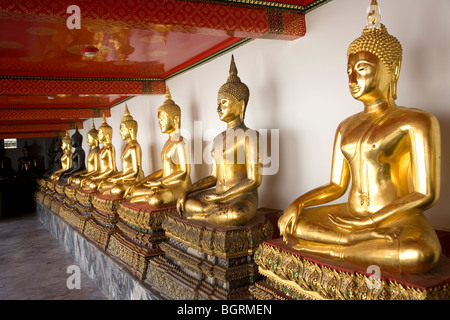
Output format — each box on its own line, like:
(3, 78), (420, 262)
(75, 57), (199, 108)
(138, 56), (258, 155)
(120, 105), (138, 140)
(62, 131), (72, 151)
(347, 2), (402, 102)
(98, 113), (113, 144)
(217, 55), (249, 122)
(87, 120), (99, 148)
(22, 141), (30, 157)
(71, 128), (83, 148)
(158, 86), (181, 134)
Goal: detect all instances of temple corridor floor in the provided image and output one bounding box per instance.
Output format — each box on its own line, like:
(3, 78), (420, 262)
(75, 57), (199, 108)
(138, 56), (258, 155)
(0, 211), (106, 300)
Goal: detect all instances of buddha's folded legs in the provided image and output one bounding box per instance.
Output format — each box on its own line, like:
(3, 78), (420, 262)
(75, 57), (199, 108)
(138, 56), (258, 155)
(183, 190), (258, 226)
(129, 186), (176, 208)
(286, 205), (441, 274)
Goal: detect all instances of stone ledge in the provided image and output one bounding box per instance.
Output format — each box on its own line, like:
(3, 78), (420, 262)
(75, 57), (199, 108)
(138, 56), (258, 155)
(36, 202), (161, 300)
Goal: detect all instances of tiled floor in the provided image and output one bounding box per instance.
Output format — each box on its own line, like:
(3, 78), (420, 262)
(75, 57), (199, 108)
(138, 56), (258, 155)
(0, 211), (106, 300)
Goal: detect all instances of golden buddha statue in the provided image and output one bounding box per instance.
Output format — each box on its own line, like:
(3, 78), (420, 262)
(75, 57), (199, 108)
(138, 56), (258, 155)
(125, 87), (191, 207)
(17, 142), (38, 176)
(177, 55), (262, 227)
(278, 1), (442, 274)
(80, 114), (117, 190)
(60, 128), (86, 184)
(97, 105), (144, 197)
(50, 132), (72, 181)
(68, 120), (100, 186)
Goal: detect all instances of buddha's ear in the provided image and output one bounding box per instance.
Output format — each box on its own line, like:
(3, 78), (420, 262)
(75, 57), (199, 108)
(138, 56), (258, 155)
(172, 115), (180, 129)
(238, 99), (246, 120)
(390, 60), (401, 100)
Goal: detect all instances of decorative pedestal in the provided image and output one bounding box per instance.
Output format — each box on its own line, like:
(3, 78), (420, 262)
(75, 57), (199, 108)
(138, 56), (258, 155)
(51, 182), (66, 214)
(59, 185), (85, 233)
(107, 201), (175, 280)
(34, 178), (48, 204)
(41, 180), (61, 212)
(146, 208), (278, 300)
(251, 238), (450, 300)
(68, 188), (97, 233)
(84, 194), (123, 250)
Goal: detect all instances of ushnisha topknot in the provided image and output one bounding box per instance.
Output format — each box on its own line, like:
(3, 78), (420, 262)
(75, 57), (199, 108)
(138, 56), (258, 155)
(62, 130), (71, 146)
(158, 86), (181, 125)
(218, 55), (250, 108)
(347, 1), (402, 75)
(87, 119), (98, 138)
(121, 104), (138, 135)
(71, 127), (83, 145)
(98, 112), (113, 137)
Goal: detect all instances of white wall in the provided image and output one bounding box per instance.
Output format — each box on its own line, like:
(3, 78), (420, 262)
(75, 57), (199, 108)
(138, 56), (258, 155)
(71, 0), (450, 230)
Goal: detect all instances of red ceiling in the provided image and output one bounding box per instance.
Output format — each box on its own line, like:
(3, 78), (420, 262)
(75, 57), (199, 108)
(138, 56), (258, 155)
(0, 0), (331, 139)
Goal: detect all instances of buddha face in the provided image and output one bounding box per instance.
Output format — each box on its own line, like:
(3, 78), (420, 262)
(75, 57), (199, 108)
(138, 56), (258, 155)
(158, 111), (174, 134)
(347, 51), (390, 103)
(217, 93), (243, 123)
(120, 122), (131, 140)
(87, 133), (97, 147)
(62, 140), (71, 151)
(98, 128), (109, 144)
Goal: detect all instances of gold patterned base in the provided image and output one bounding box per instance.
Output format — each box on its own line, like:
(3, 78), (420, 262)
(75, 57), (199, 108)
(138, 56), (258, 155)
(75, 189), (98, 206)
(55, 182), (66, 195)
(92, 194), (124, 214)
(46, 180), (56, 192)
(34, 189), (45, 204)
(253, 238), (450, 300)
(146, 256), (202, 300)
(59, 203), (90, 234)
(83, 217), (116, 250)
(108, 232), (164, 280)
(50, 193), (64, 214)
(83, 195), (123, 250)
(146, 209), (276, 300)
(107, 202), (175, 280)
(43, 192), (54, 208)
(162, 210), (273, 259)
(64, 185), (78, 199)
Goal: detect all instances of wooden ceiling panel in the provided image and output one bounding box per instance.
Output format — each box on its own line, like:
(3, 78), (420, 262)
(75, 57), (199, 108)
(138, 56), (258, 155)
(0, 0), (331, 138)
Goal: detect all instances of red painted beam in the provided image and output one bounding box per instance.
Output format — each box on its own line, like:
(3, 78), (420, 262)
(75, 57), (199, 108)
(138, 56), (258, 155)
(0, 131), (65, 139)
(0, 78), (166, 95)
(0, 122), (83, 133)
(0, 108), (111, 121)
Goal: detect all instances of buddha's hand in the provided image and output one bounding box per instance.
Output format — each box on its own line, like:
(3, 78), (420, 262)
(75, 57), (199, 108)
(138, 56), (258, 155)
(278, 202), (302, 241)
(143, 181), (162, 190)
(202, 192), (225, 202)
(177, 191), (188, 215)
(329, 214), (375, 230)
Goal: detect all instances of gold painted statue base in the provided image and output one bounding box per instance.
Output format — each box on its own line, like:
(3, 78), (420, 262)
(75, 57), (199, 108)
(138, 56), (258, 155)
(146, 208), (277, 300)
(107, 201), (174, 280)
(251, 238), (450, 300)
(83, 194), (123, 250)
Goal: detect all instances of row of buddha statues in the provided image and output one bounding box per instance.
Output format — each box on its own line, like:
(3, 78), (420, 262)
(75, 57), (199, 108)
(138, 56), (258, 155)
(39, 1), (443, 278)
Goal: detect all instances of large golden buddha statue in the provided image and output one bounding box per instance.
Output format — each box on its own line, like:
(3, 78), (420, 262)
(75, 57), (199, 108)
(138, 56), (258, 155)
(177, 55), (262, 227)
(125, 87), (191, 207)
(80, 114), (117, 190)
(278, 2), (441, 274)
(68, 120), (100, 186)
(97, 105), (144, 197)
(50, 132), (72, 181)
